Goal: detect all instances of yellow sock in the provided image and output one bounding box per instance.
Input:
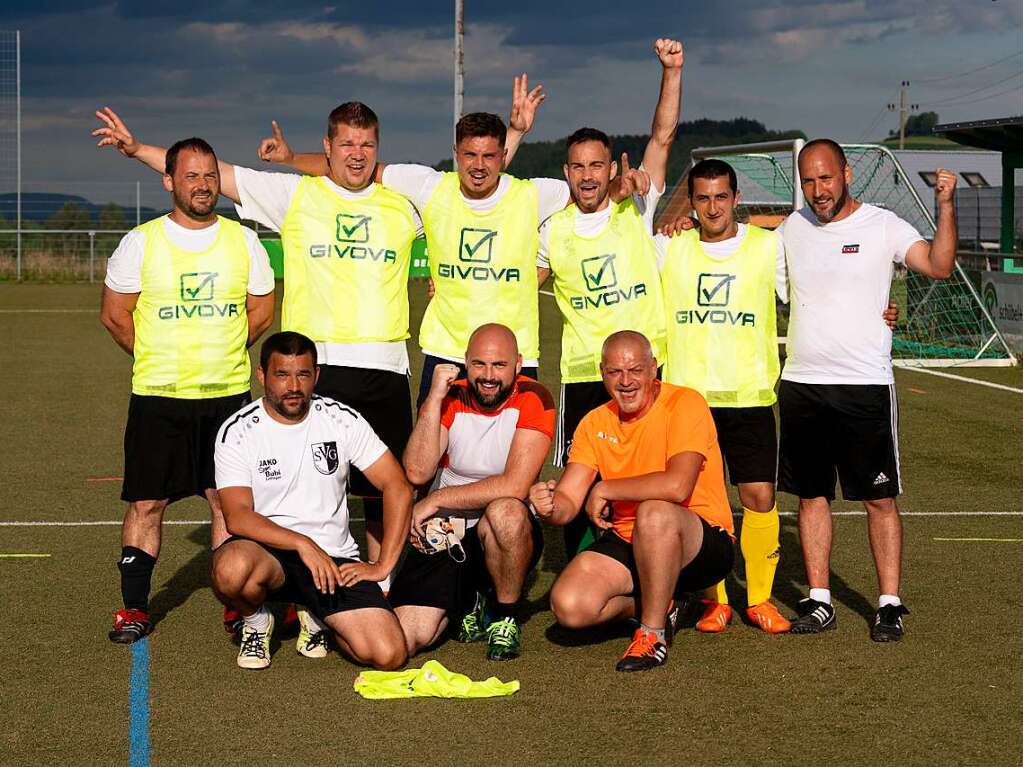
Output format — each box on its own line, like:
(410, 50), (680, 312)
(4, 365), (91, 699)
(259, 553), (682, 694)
(704, 579), (729, 605)
(741, 505), (780, 607)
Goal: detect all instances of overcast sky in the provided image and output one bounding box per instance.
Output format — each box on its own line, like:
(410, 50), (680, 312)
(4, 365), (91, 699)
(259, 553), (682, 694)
(2, 1), (1023, 205)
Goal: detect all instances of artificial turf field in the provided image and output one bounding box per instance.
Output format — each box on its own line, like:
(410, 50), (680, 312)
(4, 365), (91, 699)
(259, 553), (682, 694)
(2, 282), (1021, 767)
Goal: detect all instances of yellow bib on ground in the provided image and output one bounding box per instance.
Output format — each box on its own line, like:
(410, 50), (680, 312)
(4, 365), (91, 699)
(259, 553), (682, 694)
(546, 199), (666, 382)
(661, 225), (780, 407)
(132, 216), (251, 399)
(279, 177), (415, 343)
(419, 173), (540, 360)
(354, 659), (519, 699)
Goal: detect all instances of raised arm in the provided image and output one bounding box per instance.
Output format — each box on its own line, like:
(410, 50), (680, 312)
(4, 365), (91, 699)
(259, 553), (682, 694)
(904, 168), (958, 279)
(504, 73), (545, 169)
(641, 38), (684, 191)
(403, 364), (458, 484)
(256, 119), (332, 177)
(93, 107), (241, 203)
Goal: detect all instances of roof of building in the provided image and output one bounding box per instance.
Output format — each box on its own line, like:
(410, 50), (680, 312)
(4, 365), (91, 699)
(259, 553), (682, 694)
(934, 117), (1023, 152)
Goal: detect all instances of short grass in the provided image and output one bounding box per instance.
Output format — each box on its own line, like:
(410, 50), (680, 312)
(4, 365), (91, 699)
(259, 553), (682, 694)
(1, 283), (1021, 766)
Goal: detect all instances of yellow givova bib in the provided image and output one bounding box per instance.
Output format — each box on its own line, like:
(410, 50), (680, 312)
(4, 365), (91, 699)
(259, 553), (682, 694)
(661, 225), (780, 407)
(132, 215), (251, 399)
(546, 198), (666, 382)
(419, 173), (540, 360)
(279, 177), (416, 343)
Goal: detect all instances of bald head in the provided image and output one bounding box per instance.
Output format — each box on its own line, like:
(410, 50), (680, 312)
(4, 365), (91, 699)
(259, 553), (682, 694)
(467, 323), (519, 359)
(600, 331), (658, 419)
(602, 330), (654, 364)
(465, 323), (521, 409)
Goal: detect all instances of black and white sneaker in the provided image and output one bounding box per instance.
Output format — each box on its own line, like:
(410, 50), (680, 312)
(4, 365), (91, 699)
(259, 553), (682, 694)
(789, 598), (837, 634)
(870, 604), (909, 642)
(664, 601), (680, 647)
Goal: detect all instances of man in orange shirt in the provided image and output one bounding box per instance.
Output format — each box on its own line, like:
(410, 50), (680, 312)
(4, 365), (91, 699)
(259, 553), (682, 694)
(529, 330), (734, 671)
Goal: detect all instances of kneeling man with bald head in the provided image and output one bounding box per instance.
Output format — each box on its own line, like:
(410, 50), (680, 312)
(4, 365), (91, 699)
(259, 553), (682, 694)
(390, 323), (555, 661)
(530, 330), (735, 672)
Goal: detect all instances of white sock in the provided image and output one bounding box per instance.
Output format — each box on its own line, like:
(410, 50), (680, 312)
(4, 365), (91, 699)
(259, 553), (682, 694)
(242, 606), (271, 632)
(640, 623), (666, 643)
(302, 609), (329, 633)
(809, 588), (832, 605)
(878, 594), (901, 608)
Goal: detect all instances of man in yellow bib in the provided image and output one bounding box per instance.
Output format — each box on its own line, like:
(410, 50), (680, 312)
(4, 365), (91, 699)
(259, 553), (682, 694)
(537, 37), (683, 557)
(659, 159), (790, 634)
(258, 78), (566, 404)
(98, 137), (275, 643)
(94, 103), (420, 601)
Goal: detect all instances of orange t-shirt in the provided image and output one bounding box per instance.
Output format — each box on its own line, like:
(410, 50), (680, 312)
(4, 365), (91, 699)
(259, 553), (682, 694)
(567, 382), (733, 542)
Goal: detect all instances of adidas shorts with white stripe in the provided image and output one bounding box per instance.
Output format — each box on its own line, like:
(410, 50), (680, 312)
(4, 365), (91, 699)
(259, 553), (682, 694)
(777, 381), (901, 502)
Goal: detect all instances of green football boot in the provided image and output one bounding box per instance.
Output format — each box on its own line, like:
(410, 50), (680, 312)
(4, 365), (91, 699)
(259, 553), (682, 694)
(485, 616), (521, 661)
(456, 592), (488, 643)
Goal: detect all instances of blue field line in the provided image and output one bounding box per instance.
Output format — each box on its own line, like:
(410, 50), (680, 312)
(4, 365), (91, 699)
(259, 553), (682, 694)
(129, 638), (151, 767)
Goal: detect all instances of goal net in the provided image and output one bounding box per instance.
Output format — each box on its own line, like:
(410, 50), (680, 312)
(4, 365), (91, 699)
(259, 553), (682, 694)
(664, 141), (1016, 367)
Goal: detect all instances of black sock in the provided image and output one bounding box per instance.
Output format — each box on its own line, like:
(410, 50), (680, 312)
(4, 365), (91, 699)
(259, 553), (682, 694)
(491, 601), (519, 621)
(118, 546), (157, 612)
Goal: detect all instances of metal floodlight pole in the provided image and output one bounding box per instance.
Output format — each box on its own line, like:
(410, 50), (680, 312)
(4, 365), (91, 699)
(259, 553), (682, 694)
(453, 0), (464, 168)
(16, 30), (21, 281)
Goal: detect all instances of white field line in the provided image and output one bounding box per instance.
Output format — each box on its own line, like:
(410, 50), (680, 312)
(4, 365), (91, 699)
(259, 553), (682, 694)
(0, 309), (95, 313)
(2, 511), (1021, 528)
(539, 289), (555, 298)
(933, 537), (1023, 542)
(0, 518), (368, 526)
(897, 366), (1023, 394)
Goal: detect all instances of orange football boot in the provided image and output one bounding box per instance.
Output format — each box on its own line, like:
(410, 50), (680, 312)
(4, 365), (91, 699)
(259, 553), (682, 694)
(746, 601), (792, 634)
(695, 600), (732, 633)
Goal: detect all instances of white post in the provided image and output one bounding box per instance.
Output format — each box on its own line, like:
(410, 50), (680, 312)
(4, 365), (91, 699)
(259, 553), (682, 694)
(136, 180), (140, 225)
(453, 0), (464, 167)
(88, 230), (95, 284)
(15, 30), (21, 281)
(792, 138), (805, 210)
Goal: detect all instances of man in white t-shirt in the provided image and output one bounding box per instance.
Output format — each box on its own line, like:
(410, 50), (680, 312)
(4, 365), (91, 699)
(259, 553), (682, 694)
(536, 38), (683, 558)
(213, 331), (413, 670)
(779, 138), (958, 642)
(258, 79), (568, 403)
(94, 103), (419, 592)
(98, 136), (275, 645)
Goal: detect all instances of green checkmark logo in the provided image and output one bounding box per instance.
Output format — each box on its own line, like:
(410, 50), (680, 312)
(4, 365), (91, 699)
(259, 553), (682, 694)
(179, 272), (218, 302)
(458, 228), (497, 263)
(696, 273), (735, 307)
(336, 213), (371, 243)
(580, 254), (618, 292)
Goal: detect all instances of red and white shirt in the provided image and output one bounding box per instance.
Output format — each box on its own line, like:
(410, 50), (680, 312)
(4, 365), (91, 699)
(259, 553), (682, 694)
(436, 376), (555, 525)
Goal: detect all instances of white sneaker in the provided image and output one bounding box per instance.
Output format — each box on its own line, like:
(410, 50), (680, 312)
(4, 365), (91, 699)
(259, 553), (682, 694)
(296, 608), (329, 659)
(237, 613), (274, 670)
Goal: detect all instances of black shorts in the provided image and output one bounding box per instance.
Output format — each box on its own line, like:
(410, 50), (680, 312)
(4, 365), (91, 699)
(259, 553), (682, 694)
(555, 381), (611, 467)
(586, 518), (735, 597)
(417, 354), (539, 409)
(122, 391), (250, 503)
(710, 405), (778, 486)
(778, 380), (901, 502)
(218, 536), (392, 620)
(315, 365), (413, 504)
(389, 508), (544, 616)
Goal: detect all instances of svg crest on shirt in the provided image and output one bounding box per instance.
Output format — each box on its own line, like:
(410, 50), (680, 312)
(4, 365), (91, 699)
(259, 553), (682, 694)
(311, 441), (339, 475)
